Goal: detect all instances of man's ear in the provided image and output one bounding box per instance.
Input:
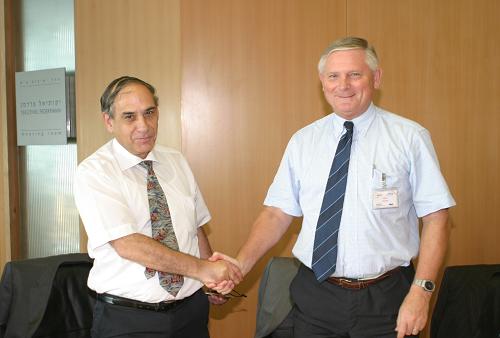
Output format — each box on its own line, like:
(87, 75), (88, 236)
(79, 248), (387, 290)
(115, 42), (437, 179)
(318, 73), (326, 91)
(373, 68), (382, 89)
(102, 112), (114, 133)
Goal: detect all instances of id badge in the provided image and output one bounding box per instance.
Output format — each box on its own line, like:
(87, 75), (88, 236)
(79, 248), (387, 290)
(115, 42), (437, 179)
(372, 171), (399, 209)
(372, 188), (399, 209)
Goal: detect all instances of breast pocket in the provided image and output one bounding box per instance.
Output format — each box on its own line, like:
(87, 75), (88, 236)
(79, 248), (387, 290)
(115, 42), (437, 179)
(372, 168), (405, 190)
(371, 168), (408, 211)
(167, 192), (198, 245)
(122, 177), (151, 233)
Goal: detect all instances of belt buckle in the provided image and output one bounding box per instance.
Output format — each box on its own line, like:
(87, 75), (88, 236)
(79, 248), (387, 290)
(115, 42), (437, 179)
(339, 278), (352, 285)
(341, 277), (359, 284)
(340, 277), (364, 289)
(159, 299), (176, 311)
(339, 278), (356, 288)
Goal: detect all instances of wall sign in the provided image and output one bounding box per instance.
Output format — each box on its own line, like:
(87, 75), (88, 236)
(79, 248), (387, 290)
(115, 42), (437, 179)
(15, 68), (67, 145)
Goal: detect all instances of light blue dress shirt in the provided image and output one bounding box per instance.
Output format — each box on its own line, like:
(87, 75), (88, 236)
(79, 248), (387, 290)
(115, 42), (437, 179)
(264, 104), (456, 278)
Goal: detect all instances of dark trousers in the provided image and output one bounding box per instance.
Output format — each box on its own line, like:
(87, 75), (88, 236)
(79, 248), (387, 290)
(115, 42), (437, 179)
(91, 289), (209, 338)
(290, 264), (418, 338)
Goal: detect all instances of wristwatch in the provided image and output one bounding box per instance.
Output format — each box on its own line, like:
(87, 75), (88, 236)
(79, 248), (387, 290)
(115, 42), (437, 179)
(413, 279), (435, 292)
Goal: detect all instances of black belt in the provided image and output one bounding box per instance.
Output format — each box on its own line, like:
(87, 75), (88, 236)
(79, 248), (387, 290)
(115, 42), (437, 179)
(97, 293), (187, 312)
(327, 267), (401, 289)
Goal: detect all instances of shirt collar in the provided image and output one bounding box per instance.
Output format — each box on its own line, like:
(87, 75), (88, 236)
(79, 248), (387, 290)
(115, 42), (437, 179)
(331, 103), (376, 139)
(111, 139), (159, 171)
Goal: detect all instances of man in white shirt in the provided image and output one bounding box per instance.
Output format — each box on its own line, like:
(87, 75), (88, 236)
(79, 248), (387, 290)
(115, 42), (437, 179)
(74, 76), (242, 338)
(210, 37), (455, 337)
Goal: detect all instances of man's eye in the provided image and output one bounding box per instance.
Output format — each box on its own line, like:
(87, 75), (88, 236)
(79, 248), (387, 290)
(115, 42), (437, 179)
(328, 74), (338, 79)
(123, 114), (134, 120)
(350, 72), (362, 78)
(144, 108), (157, 118)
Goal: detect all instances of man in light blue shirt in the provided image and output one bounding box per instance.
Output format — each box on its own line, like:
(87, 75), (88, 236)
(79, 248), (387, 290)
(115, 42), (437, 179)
(211, 37), (455, 338)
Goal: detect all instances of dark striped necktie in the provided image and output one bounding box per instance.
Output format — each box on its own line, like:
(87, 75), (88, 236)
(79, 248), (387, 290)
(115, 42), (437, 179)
(312, 121), (354, 282)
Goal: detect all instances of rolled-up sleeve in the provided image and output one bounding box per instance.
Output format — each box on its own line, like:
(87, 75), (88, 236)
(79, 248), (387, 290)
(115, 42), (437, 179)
(74, 165), (136, 250)
(409, 129), (456, 217)
(264, 137), (303, 217)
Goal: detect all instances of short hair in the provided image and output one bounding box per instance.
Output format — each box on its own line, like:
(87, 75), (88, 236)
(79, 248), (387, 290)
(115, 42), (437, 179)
(318, 36), (379, 74)
(100, 76), (159, 117)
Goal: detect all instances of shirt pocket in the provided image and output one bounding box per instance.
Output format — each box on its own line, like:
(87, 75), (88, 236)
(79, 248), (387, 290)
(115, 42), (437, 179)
(168, 192), (198, 247)
(122, 176), (151, 233)
(371, 168), (405, 190)
(371, 168), (409, 213)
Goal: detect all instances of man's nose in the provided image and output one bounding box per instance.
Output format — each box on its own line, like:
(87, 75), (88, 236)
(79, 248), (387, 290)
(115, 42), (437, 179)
(339, 76), (350, 89)
(135, 115), (149, 130)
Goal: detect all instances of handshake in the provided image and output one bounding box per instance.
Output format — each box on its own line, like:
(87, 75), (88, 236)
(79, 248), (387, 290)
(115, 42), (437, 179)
(198, 252), (245, 296)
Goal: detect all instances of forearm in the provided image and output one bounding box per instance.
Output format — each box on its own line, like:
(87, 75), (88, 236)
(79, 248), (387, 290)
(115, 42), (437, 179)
(237, 206), (293, 275)
(395, 208), (450, 336)
(414, 208), (450, 282)
(111, 233), (204, 280)
(111, 231), (242, 287)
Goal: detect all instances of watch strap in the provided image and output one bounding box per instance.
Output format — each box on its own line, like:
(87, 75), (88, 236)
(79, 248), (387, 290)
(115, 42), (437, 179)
(413, 279), (435, 292)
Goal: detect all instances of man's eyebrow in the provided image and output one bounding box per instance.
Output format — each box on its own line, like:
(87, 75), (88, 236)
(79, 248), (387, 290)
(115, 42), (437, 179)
(119, 107), (156, 116)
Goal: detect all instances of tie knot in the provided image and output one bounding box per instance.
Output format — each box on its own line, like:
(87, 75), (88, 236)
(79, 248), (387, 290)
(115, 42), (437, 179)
(139, 160), (153, 171)
(344, 121), (354, 133)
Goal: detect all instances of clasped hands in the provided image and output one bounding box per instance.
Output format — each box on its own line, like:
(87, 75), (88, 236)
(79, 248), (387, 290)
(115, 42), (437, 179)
(200, 252), (243, 296)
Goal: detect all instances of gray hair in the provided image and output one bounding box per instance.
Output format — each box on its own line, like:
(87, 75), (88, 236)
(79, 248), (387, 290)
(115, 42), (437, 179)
(318, 37), (379, 74)
(100, 76), (159, 117)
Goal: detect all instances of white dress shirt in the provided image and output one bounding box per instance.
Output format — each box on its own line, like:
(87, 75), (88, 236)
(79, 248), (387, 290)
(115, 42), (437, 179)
(264, 104), (456, 279)
(74, 139), (211, 302)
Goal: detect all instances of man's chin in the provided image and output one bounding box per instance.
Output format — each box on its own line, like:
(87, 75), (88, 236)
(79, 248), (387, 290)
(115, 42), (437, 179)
(133, 145), (154, 158)
(333, 109), (366, 120)
(135, 137), (155, 147)
(332, 104), (354, 113)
